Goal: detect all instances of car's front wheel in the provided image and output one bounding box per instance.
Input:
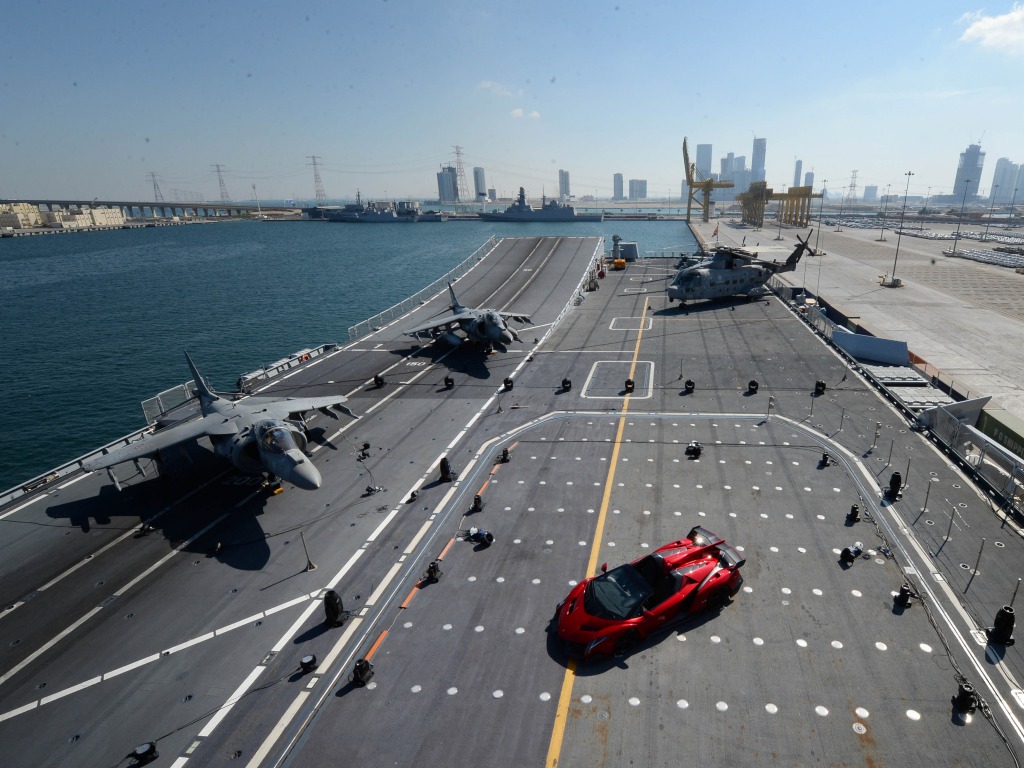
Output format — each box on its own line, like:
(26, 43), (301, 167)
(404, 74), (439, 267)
(613, 629), (640, 657)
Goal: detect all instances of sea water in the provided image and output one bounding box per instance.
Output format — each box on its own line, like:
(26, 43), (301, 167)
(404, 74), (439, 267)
(0, 219), (697, 491)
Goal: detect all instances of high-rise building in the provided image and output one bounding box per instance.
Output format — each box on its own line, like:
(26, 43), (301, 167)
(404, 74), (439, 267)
(437, 165), (458, 203)
(863, 185), (878, 202)
(793, 159), (803, 189)
(804, 172), (815, 189)
(751, 138), (766, 183)
(613, 173), (623, 201)
(558, 169), (571, 199)
(628, 179), (647, 200)
(473, 167), (487, 201)
(953, 143), (985, 199)
(696, 144), (713, 179)
(991, 158), (1020, 203)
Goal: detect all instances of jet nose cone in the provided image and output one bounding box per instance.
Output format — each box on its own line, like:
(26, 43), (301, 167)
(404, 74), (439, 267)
(283, 449), (322, 490)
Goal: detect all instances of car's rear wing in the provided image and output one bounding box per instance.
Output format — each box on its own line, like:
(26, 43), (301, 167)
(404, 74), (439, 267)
(687, 526), (724, 547)
(716, 543), (746, 569)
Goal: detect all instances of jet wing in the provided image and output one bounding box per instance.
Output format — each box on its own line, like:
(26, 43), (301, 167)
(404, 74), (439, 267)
(404, 311), (473, 337)
(83, 412), (241, 471)
(498, 311), (532, 324)
(244, 394), (357, 421)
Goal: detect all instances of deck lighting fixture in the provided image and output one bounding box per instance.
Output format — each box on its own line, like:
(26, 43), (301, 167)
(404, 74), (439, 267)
(425, 561), (442, 583)
(684, 379), (695, 394)
(847, 504), (861, 523)
(439, 457), (456, 482)
(472, 494), (484, 513)
(988, 606), (1016, 645)
(300, 654), (318, 673)
(840, 542), (863, 565)
(351, 659), (374, 686)
(127, 742), (159, 765)
(324, 589), (346, 627)
(953, 682), (978, 714)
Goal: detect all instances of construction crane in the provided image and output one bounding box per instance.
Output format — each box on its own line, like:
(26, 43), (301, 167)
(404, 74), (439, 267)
(683, 137), (734, 223)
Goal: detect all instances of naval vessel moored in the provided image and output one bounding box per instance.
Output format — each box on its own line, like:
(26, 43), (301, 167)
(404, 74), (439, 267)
(1, 233), (1023, 768)
(479, 186), (604, 222)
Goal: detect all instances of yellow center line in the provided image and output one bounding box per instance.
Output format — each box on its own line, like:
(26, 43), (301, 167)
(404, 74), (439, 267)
(545, 299), (651, 767)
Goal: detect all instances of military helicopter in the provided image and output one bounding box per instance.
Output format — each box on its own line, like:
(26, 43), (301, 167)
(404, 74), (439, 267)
(667, 230), (815, 305)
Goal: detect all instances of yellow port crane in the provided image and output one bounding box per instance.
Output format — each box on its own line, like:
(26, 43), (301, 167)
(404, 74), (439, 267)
(683, 137), (734, 223)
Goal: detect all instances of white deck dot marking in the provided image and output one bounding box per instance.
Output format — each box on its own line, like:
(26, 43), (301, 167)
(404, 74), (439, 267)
(776, 487), (783, 491)
(643, 510), (651, 516)
(513, 538), (522, 544)
(475, 625), (485, 632)
(796, 639), (808, 648)
(505, 506), (512, 511)
(674, 511), (682, 516)
(673, 483), (681, 489)
(677, 634), (686, 642)
(752, 485), (759, 490)
(443, 624), (452, 630)
(568, 580), (577, 586)
(760, 513), (769, 519)
(540, 692), (552, 702)
(833, 487), (842, 492)
(518, 480), (525, 484)
(781, 588), (791, 594)
(745, 460), (752, 465)
(766, 460), (773, 465)
(581, 694), (593, 704)
(770, 547), (779, 553)
(855, 707), (870, 718)
(797, 547), (807, 553)
(567, 482), (574, 486)
(765, 703), (778, 714)
(736, 545), (745, 551)
(493, 690), (504, 699)
(468, 576), (477, 582)
(813, 588), (823, 596)
(404, 621), (413, 628)
(804, 487), (812, 492)
(817, 514), (826, 520)
(608, 542), (616, 547)
(528, 507), (535, 512)
(539, 481), (546, 485)
(579, 541), (587, 546)
(532, 579), (541, 585)
(593, 482), (600, 486)
(612, 509), (620, 515)
(496, 577), (505, 583)
(587, 509), (595, 514)
(753, 637), (764, 646)
(832, 548), (841, 555)
(729, 512), (737, 518)
(645, 483), (653, 488)
(906, 710), (921, 720)
(851, 590), (863, 597)
(412, 685), (422, 693)
(710, 635), (721, 644)
(716, 701), (728, 712)
(629, 697), (641, 706)
(815, 705), (829, 716)
(920, 643), (932, 653)
(448, 687), (458, 695)
(743, 586), (754, 594)
(575, 457), (581, 461)
(515, 627), (525, 634)
(724, 485), (732, 490)
(831, 640), (844, 649)
(677, 699), (689, 709)
(698, 511), (706, 517)
(641, 543), (649, 549)
(696, 484), (703, 489)
(719, 460), (726, 464)
(786, 513), (794, 519)
(875, 641), (888, 651)
(366, 681), (377, 690)
(546, 539), (554, 545)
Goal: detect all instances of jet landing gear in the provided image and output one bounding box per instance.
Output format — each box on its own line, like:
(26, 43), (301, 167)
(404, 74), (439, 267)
(262, 475), (285, 495)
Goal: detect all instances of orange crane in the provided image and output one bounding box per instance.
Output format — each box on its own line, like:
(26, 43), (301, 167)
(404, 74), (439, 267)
(683, 137), (733, 223)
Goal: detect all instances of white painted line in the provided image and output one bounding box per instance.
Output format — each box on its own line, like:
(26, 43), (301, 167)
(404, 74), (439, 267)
(0, 496), (44, 521)
(325, 548), (365, 590)
(244, 690), (311, 768)
(365, 562), (404, 607)
(0, 700), (38, 723)
(169, 758), (191, 768)
(366, 508), (400, 542)
(0, 606), (102, 686)
(404, 520), (433, 555)
(56, 474), (88, 490)
(105, 654), (161, 680)
(265, 596), (309, 616)
(197, 666), (266, 737)
(271, 600), (324, 655)
(165, 632), (216, 656)
(40, 675), (101, 705)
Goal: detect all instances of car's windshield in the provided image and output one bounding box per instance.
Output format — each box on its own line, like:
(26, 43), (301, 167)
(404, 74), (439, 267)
(584, 564), (654, 620)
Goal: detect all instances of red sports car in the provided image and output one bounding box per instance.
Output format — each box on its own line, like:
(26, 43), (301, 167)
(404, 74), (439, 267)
(556, 526), (745, 658)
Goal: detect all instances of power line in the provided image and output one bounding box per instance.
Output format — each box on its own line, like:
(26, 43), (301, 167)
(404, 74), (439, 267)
(211, 164), (232, 202)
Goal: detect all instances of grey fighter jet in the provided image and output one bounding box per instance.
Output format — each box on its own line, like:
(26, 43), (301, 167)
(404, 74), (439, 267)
(83, 352), (356, 493)
(404, 282), (531, 350)
(667, 231), (815, 305)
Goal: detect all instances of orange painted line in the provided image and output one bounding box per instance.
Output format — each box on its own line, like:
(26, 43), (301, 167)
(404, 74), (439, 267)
(477, 479), (490, 495)
(436, 537), (456, 561)
(400, 585), (421, 609)
(364, 630), (389, 661)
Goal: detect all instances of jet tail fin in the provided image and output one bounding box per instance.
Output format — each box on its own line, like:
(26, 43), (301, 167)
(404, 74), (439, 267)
(184, 351), (219, 411)
(447, 282), (466, 313)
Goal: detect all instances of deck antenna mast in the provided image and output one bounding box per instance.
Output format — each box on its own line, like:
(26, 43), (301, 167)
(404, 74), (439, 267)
(307, 155), (327, 206)
(212, 164), (232, 202)
(147, 172), (164, 203)
(453, 145), (470, 205)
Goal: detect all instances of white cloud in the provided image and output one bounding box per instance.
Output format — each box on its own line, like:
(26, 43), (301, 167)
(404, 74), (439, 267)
(960, 3), (1024, 53)
(478, 80), (521, 97)
(510, 108), (540, 119)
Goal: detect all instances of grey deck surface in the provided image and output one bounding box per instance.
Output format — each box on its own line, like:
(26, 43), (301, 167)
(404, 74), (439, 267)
(1, 236), (1021, 767)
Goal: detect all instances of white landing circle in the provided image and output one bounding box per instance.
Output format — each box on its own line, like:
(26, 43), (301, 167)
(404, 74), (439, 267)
(765, 703), (778, 714)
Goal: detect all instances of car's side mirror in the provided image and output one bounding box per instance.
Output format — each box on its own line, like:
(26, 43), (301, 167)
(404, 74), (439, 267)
(600, 562), (608, 573)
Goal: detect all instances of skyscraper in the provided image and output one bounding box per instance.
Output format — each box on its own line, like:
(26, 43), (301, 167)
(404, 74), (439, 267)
(473, 167), (487, 201)
(558, 169), (570, 199)
(793, 159), (803, 189)
(696, 144), (713, 179)
(751, 138), (766, 183)
(628, 179), (647, 200)
(953, 143), (985, 198)
(437, 165), (458, 203)
(613, 173), (623, 201)
(804, 172), (815, 189)
(991, 158), (1020, 203)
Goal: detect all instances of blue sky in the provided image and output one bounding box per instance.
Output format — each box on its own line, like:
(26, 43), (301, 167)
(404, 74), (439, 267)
(1, 1), (1021, 203)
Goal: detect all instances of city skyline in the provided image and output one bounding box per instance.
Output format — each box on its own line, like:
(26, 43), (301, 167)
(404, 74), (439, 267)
(1, 2), (1021, 203)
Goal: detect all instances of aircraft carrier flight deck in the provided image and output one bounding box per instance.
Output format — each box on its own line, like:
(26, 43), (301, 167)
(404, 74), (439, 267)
(1, 235), (1022, 767)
